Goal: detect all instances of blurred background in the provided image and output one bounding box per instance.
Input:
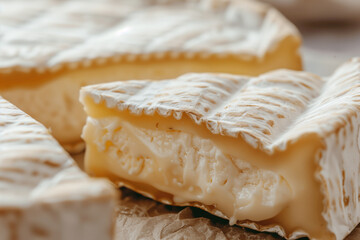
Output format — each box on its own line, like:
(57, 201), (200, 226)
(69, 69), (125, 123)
(261, 0), (360, 76)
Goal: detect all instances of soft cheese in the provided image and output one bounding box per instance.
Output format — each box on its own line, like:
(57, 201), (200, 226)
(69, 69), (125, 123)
(0, 97), (117, 240)
(0, 0), (302, 151)
(80, 58), (360, 240)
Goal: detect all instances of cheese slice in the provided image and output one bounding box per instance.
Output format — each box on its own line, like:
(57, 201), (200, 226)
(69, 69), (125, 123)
(0, 97), (117, 240)
(0, 0), (302, 151)
(80, 58), (360, 240)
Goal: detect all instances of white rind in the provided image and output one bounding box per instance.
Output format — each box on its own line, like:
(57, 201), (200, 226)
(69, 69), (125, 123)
(0, 0), (300, 73)
(0, 97), (117, 240)
(81, 70), (324, 153)
(315, 60), (360, 240)
(81, 58), (360, 240)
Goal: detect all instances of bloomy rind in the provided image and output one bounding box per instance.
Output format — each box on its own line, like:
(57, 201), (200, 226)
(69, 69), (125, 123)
(0, 0), (300, 75)
(315, 58), (360, 240)
(0, 96), (118, 240)
(80, 70), (324, 154)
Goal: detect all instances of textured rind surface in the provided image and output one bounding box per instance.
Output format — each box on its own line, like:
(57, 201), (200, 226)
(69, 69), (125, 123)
(316, 60), (360, 240)
(81, 58), (360, 240)
(0, 97), (117, 240)
(0, 0), (300, 73)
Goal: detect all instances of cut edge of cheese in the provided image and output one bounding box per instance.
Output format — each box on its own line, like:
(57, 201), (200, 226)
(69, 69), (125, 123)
(0, 96), (118, 240)
(80, 57), (360, 240)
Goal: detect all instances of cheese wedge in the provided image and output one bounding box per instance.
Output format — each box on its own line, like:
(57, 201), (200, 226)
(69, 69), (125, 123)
(0, 97), (117, 240)
(0, 0), (302, 151)
(80, 58), (360, 240)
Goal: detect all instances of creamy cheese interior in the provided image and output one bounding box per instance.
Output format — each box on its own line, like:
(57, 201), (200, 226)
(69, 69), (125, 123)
(82, 99), (334, 240)
(0, 38), (301, 150)
(85, 117), (292, 222)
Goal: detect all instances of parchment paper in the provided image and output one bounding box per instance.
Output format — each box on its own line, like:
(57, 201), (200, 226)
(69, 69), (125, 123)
(114, 188), (282, 240)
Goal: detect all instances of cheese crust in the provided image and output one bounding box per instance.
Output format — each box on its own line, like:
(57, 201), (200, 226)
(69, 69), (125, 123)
(0, 97), (117, 240)
(81, 58), (360, 240)
(0, 0), (302, 150)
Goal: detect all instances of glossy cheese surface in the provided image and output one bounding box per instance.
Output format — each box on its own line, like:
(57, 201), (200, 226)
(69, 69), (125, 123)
(0, 0), (301, 150)
(0, 97), (117, 240)
(81, 58), (360, 240)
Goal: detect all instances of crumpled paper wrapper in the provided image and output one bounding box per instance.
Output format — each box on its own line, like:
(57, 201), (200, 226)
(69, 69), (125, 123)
(73, 154), (360, 240)
(115, 188), (282, 240)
